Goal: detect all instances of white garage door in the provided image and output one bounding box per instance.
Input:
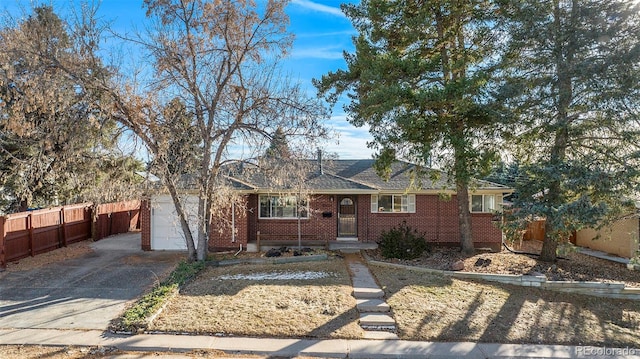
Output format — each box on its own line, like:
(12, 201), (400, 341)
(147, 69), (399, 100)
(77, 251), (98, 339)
(151, 195), (198, 251)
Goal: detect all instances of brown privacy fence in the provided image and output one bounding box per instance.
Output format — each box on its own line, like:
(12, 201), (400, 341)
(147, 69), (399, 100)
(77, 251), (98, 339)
(94, 200), (141, 241)
(523, 220), (546, 241)
(523, 219), (576, 243)
(0, 200), (141, 268)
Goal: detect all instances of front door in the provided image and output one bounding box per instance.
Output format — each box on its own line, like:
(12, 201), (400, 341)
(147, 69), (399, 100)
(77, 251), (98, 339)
(337, 196), (357, 237)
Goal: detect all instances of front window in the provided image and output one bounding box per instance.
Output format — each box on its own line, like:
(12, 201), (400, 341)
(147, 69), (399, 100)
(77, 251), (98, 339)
(470, 194), (499, 213)
(371, 194), (416, 213)
(259, 195), (308, 219)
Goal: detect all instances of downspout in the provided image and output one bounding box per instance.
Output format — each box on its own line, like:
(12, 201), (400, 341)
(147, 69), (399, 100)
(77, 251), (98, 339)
(232, 201), (243, 256)
(231, 201), (236, 243)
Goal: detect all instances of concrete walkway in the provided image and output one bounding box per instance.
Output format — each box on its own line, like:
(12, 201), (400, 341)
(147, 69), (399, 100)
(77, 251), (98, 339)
(1, 328), (638, 358)
(346, 253), (398, 340)
(578, 247), (631, 265)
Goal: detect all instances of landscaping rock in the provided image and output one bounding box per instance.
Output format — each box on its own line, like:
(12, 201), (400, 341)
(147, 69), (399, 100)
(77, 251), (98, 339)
(265, 248), (282, 257)
(451, 260), (465, 271)
(474, 258), (492, 267)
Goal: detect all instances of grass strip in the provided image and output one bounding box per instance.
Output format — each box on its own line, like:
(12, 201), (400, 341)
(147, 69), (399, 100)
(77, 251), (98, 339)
(113, 260), (205, 333)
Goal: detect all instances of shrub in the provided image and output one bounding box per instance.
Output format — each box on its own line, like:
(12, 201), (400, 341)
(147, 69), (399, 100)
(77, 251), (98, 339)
(377, 221), (429, 259)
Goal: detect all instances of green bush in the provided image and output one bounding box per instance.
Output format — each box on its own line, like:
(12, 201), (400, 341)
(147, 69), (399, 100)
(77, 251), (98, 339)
(377, 221), (429, 259)
(116, 260), (205, 332)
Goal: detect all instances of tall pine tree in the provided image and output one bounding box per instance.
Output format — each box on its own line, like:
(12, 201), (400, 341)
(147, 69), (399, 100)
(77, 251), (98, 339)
(316, 0), (504, 253)
(499, 0), (640, 261)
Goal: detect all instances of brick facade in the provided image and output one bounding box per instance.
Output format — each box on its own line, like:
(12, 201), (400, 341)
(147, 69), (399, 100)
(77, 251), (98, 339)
(209, 196), (250, 251)
(246, 193), (502, 250)
(147, 192), (504, 252)
(248, 194), (337, 242)
(141, 199), (151, 251)
(357, 194), (502, 249)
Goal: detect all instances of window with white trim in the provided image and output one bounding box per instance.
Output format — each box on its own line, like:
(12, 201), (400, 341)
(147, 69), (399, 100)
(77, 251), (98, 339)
(371, 194), (416, 213)
(259, 195), (308, 219)
(470, 194), (501, 213)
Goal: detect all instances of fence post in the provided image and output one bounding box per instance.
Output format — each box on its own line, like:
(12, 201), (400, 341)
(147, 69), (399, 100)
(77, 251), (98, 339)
(1, 216), (6, 269)
(28, 213), (34, 257)
(90, 203), (98, 241)
(60, 207), (67, 247)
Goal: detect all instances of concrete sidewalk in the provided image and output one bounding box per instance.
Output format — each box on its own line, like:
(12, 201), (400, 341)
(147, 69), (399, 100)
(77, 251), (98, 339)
(1, 329), (638, 358)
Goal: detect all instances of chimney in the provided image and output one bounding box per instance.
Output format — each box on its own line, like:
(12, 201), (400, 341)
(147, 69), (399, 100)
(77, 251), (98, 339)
(317, 148), (323, 175)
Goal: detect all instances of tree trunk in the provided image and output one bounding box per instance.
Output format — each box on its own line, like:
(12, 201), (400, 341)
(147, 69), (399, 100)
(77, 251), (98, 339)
(539, 0), (574, 263)
(456, 180), (474, 254)
(166, 179), (197, 262)
(540, 219), (559, 262)
(196, 190), (208, 262)
(451, 121), (474, 255)
(18, 199), (28, 213)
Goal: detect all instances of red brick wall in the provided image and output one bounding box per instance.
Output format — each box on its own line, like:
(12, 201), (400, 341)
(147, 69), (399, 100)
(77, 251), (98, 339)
(253, 194), (336, 240)
(471, 213), (503, 247)
(357, 194), (370, 241)
(141, 199), (151, 251)
(209, 196), (249, 251)
(207, 193), (503, 251)
(356, 194), (501, 248)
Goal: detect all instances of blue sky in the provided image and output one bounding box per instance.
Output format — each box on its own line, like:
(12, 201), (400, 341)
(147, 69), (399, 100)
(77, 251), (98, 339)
(1, 0), (374, 159)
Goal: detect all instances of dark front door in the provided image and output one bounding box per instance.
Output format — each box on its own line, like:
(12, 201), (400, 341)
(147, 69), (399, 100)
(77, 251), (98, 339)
(338, 196), (357, 237)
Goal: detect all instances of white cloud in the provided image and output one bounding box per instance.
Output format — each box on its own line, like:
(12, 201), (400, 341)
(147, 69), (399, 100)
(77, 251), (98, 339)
(324, 115), (374, 159)
(291, 0), (346, 18)
(296, 30), (356, 39)
(291, 46), (345, 59)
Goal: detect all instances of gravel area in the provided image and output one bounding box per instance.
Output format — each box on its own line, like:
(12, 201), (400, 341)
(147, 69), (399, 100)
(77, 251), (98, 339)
(367, 240), (640, 288)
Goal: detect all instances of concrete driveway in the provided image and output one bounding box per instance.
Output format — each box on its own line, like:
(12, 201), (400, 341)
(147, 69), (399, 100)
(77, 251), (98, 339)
(0, 233), (182, 330)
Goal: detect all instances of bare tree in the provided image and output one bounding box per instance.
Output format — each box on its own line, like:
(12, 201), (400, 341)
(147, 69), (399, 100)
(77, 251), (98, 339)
(63, 0), (327, 261)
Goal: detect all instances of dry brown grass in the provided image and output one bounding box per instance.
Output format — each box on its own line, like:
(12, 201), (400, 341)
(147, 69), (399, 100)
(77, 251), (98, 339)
(0, 241), (93, 275)
(149, 259), (364, 339)
(367, 239), (640, 287)
(0, 345), (266, 358)
(369, 263), (640, 346)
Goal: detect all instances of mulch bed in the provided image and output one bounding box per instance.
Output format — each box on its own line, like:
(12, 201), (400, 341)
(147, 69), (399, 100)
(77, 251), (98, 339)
(366, 240), (640, 288)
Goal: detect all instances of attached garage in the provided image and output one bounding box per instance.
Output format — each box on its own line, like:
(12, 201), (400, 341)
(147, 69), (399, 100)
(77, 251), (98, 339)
(150, 195), (198, 251)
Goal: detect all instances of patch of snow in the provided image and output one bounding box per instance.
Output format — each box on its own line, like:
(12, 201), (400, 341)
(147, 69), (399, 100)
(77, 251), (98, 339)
(217, 271), (333, 281)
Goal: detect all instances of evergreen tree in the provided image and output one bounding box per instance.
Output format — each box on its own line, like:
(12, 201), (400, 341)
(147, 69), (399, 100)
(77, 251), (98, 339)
(265, 127), (291, 159)
(0, 6), (142, 213)
(498, 0), (640, 261)
(316, 0), (504, 253)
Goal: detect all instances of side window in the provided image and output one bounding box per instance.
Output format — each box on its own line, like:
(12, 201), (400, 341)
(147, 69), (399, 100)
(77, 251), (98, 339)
(471, 194), (502, 213)
(471, 195), (484, 212)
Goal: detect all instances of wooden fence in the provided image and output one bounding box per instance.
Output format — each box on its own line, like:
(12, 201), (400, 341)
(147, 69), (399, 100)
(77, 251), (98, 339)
(94, 200), (141, 241)
(523, 220), (546, 241)
(523, 219), (576, 244)
(0, 200), (140, 268)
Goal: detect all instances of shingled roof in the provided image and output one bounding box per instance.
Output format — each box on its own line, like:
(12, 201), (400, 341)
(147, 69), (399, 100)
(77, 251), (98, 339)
(224, 159), (511, 193)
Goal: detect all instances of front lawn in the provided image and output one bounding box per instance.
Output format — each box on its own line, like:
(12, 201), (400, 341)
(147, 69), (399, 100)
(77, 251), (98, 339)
(138, 254), (639, 346)
(148, 259), (364, 339)
(369, 263), (640, 346)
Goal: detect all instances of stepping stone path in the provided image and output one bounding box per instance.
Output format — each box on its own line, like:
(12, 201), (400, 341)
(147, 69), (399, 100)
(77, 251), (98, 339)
(345, 254), (399, 340)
